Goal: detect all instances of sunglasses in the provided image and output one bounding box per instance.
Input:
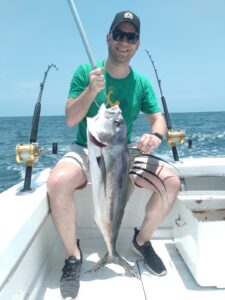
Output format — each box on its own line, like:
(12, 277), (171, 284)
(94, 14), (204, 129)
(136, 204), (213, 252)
(111, 29), (139, 45)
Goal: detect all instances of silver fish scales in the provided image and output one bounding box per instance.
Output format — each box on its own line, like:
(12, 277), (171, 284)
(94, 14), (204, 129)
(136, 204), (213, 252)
(87, 103), (137, 277)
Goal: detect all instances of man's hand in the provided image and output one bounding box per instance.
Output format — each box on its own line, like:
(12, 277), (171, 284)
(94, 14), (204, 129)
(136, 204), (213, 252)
(89, 67), (105, 95)
(137, 133), (162, 153)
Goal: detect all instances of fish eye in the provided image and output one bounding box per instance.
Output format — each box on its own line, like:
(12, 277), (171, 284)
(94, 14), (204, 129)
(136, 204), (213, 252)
(113, 120), (120, 127)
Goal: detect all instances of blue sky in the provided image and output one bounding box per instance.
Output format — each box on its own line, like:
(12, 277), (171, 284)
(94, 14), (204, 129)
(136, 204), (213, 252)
(0, 0), (225, 117)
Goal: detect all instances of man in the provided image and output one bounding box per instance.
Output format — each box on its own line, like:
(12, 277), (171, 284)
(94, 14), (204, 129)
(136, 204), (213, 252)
(47, 11), (180, 299)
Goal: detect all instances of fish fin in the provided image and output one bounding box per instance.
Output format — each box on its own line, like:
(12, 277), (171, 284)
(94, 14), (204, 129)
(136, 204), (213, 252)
(96, 155), (107, 195)
(129, 170), (164, 203)
(129, 149), (180, 174)
(131, 165), (167, 193)
(138, 153), (182, 176)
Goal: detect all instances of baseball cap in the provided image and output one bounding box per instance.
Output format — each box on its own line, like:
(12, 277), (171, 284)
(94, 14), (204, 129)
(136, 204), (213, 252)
(110, 11), (140, 34)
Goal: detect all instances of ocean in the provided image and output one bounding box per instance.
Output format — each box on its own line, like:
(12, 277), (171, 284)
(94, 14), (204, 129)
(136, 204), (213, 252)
(0, 111), (225, 193)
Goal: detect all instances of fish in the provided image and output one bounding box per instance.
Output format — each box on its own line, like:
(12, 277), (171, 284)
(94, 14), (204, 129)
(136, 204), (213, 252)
(87, 103), (137, 277)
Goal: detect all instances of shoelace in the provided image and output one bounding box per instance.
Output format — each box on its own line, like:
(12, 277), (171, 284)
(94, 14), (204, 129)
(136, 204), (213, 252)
(62, 260), (81, 281)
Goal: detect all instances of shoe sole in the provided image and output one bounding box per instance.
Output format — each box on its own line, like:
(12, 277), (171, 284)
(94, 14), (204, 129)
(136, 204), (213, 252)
(132, 243), (167, 277)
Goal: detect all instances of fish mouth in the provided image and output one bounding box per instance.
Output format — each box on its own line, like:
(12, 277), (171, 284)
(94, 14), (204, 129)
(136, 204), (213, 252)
(88, 132), (107, 148)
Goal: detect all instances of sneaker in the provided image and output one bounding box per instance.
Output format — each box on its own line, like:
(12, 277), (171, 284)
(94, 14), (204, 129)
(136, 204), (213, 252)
(132, 227), (167, 276)
(60, 240), (83, 300)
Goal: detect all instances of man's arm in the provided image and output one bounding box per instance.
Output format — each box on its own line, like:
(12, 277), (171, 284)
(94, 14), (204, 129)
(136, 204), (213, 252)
(66, 67), (105, 127)
(147, 112), (167, 137)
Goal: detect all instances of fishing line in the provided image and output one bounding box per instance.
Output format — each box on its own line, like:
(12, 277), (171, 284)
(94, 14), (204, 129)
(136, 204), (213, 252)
(136, 260), (148, 300)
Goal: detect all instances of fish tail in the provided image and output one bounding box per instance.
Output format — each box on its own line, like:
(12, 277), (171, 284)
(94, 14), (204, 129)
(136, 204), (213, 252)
(113, 252), (140, 278)
(86, 252), (109, 274)
(86, 252), (139, 278)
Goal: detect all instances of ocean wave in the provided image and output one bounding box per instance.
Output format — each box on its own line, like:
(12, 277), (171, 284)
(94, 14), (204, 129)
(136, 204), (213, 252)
(1, 112), (225, 193)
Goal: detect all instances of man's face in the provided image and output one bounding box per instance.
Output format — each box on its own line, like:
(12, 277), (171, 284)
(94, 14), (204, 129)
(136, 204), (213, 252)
(107, 22), (140, 64)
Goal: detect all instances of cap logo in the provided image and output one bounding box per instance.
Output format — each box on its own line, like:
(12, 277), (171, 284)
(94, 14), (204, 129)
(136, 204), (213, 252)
(123, 12), (133, 20)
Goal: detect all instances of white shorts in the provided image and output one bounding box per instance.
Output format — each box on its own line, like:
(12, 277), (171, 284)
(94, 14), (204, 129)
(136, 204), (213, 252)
(58, 143), (161, 188)
(57, 143), (91, 182)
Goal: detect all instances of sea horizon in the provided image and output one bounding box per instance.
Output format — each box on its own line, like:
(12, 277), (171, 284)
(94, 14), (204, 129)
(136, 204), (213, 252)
(1, 110), (225, 119)
(1, 111), (225, 193)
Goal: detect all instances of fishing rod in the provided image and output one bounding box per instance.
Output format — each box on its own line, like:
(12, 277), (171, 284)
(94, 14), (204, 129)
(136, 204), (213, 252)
(67, 0), (96, 69)
(67, 0), (108, 108)
(16, 64), (58, 192)
(145, 50), (185, 161)
(145, 50), (186, 190)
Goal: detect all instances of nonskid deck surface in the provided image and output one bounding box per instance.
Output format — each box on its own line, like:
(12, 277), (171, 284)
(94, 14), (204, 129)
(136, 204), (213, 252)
(34, 238), (225, 300)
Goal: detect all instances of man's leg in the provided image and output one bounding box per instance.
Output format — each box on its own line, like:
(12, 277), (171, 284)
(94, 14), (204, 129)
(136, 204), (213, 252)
(47, 161), (86, 258)
(47, 152), (88, 299)
(131, 159), (180, 275)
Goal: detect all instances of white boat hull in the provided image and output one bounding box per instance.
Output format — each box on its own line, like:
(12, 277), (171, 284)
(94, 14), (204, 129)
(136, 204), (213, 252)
(0, 157), (225, 299)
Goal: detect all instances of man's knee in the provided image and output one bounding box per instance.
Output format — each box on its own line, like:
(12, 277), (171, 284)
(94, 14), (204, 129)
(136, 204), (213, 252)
(47, 170), (67, 196)
(47, 163), (87, 197)
(168, 173), (180, 190)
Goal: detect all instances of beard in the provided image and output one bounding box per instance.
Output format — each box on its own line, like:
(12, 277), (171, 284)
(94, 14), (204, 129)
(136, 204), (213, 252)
(107, 43), (137, 65)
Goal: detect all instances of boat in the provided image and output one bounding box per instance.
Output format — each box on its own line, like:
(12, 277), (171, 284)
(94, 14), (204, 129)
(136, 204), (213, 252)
(1, 156), (225, 300)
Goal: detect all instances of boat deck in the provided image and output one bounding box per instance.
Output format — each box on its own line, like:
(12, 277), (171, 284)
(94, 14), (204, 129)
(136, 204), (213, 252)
(1, 160), (225, 300)
(33, 231), (225, 300)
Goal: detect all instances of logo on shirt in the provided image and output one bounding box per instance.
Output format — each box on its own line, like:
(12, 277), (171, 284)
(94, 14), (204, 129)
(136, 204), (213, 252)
(106, 87), (120, 107)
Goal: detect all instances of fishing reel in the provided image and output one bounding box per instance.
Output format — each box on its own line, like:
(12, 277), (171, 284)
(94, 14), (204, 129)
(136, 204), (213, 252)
(167, 130), (185, 147)
(15, 64), (58, 192)
(16, 142), (58, 165)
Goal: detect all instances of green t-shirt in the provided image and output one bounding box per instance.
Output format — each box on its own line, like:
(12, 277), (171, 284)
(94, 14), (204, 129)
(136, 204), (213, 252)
(68, 60), (160, 146)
